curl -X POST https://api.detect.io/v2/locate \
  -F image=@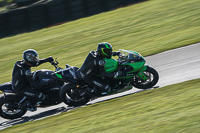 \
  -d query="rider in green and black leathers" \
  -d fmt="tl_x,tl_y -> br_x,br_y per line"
12,49 -> 54,111
76,42 -> 122,95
